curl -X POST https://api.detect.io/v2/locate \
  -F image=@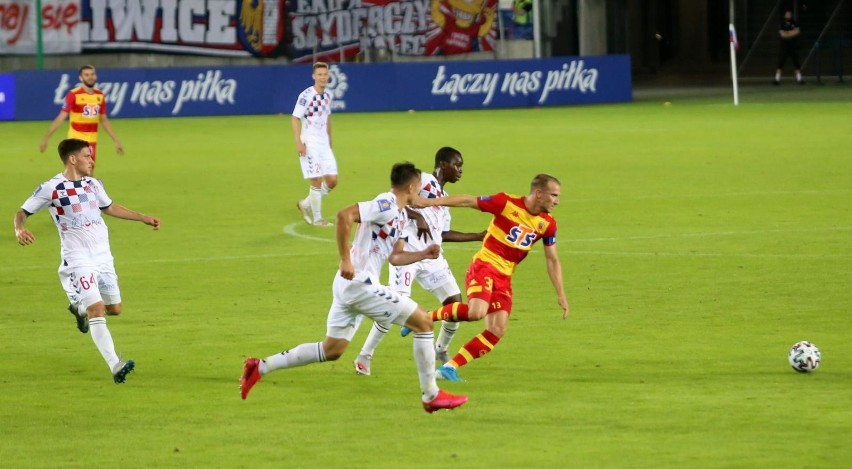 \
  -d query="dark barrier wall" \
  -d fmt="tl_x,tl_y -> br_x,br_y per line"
5,56 -> 631,121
